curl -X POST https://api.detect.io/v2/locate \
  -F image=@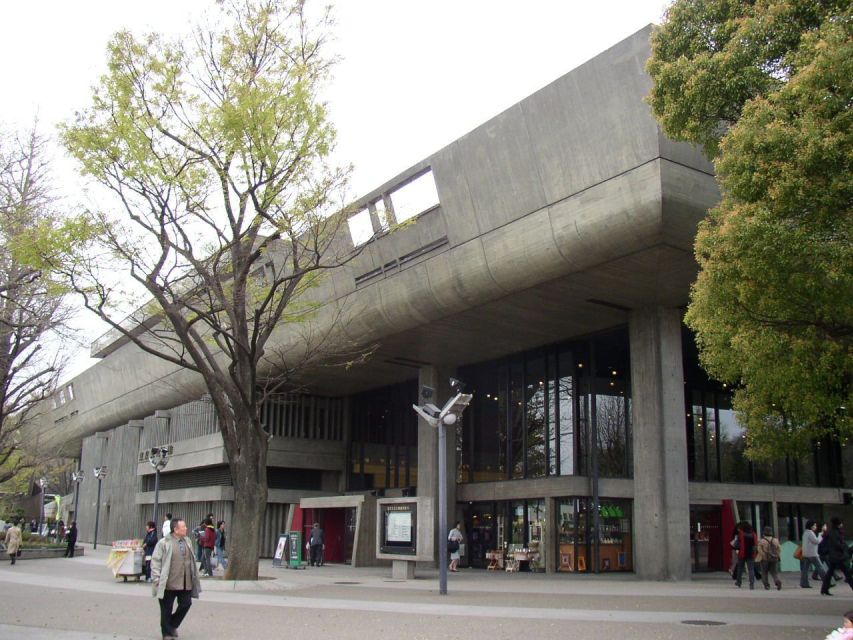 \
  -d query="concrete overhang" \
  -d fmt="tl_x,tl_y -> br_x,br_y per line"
32,25 -> 719,453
